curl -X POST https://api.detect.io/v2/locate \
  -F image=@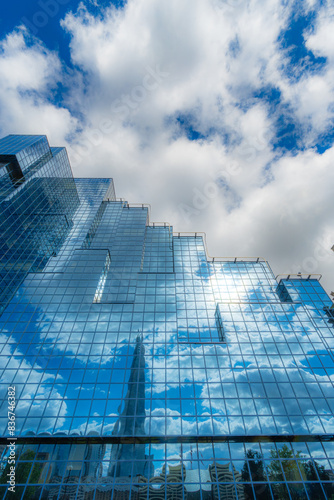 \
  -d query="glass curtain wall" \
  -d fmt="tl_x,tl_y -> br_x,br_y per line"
0,135 -> 333,499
